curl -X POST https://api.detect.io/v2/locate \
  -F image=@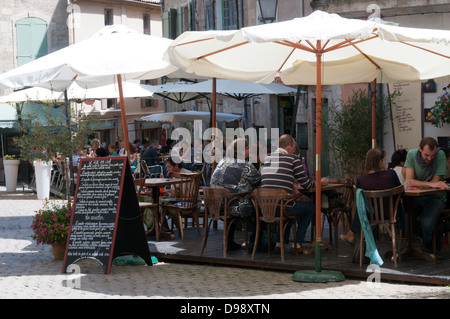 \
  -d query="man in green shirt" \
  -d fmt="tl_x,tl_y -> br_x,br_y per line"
405,137 -> 449,252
